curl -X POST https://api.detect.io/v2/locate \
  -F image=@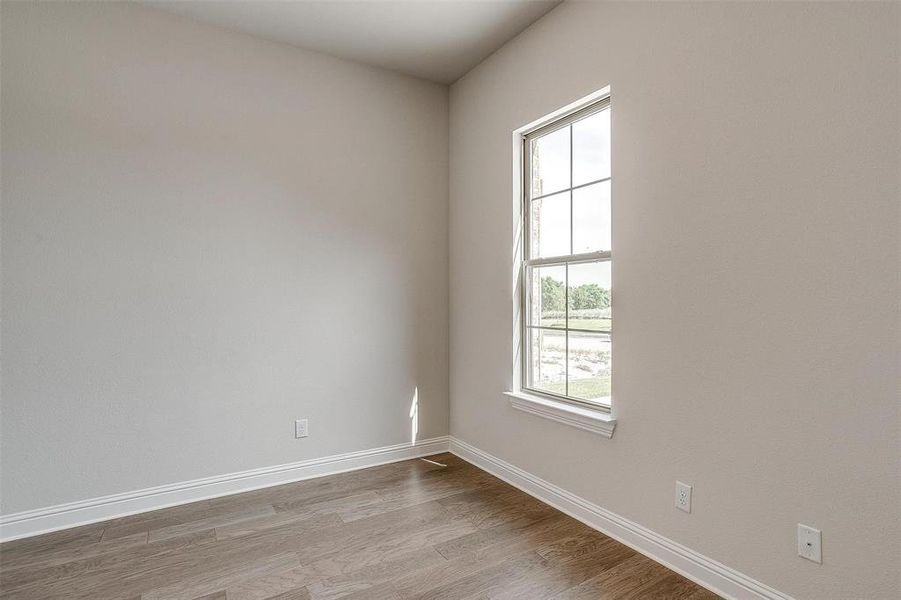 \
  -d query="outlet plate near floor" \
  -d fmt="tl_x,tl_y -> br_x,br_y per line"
675,481 -> 692,513
295,419 -> 308,438
798,524 -> 822,563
